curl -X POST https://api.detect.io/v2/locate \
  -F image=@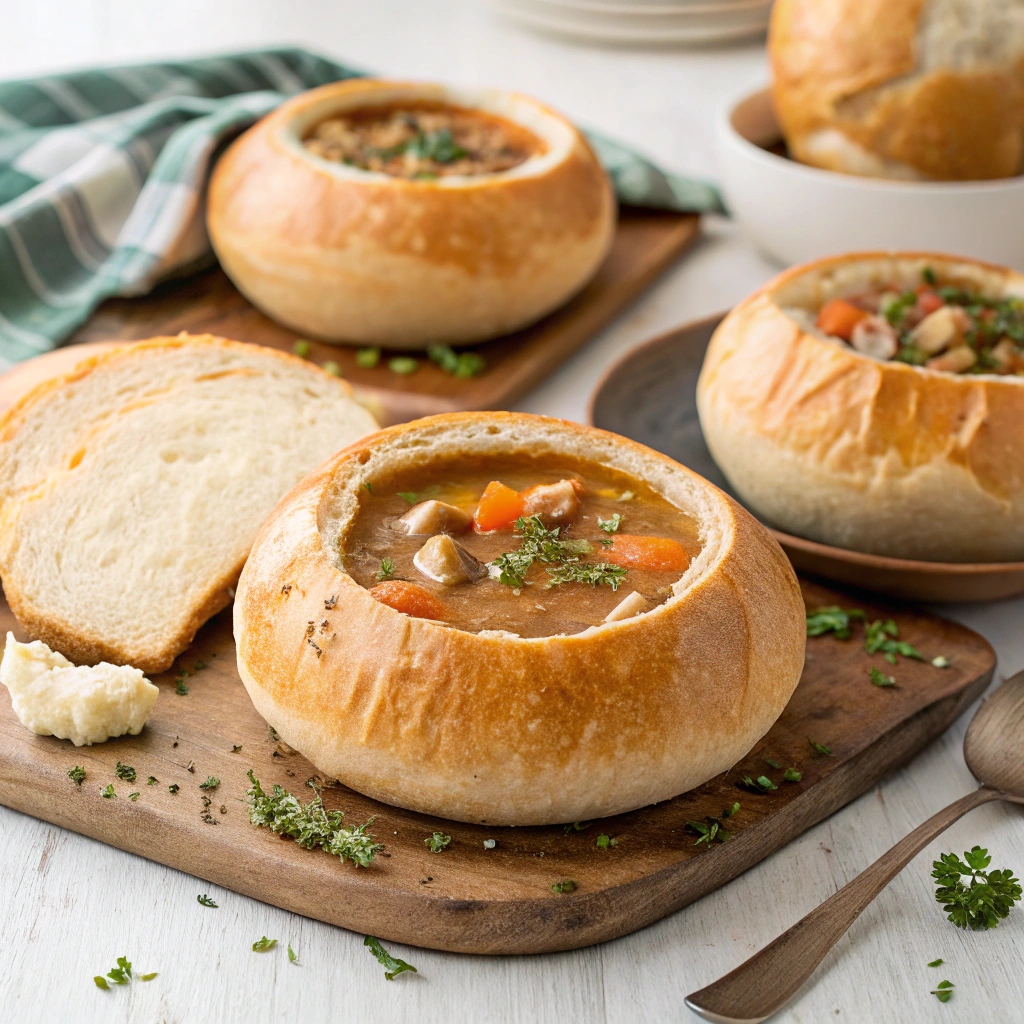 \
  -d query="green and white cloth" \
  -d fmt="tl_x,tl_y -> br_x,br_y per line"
0,48 -> 724,366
